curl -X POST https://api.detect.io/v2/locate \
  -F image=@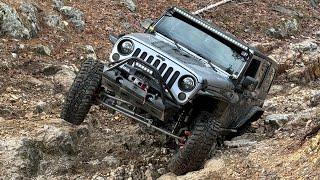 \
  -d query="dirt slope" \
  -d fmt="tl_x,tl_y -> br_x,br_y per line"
0,0 -> 319,179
